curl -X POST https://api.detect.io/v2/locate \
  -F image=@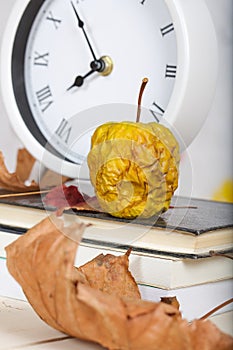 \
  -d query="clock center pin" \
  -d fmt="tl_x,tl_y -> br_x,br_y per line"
98,55 -> 113,76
